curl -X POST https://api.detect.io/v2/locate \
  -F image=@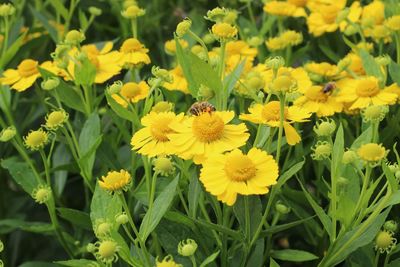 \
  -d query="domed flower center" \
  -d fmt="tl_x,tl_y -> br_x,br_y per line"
356,79 -> 380,97
98,240 -> 117,258
305,86 -> 329,102
121,83 -> 142,99
26,131 -> 47,146
357,143 -> 386,162
120,38 -> 144,53
261,101 -> 288,121
46,111 -> 66,127
288,0 -> 307,7
17,59 -> 39,77
192,113 -> 225,142
224,154 -> 256,182
104,172 -> 126,186
150,118 -> 173,142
